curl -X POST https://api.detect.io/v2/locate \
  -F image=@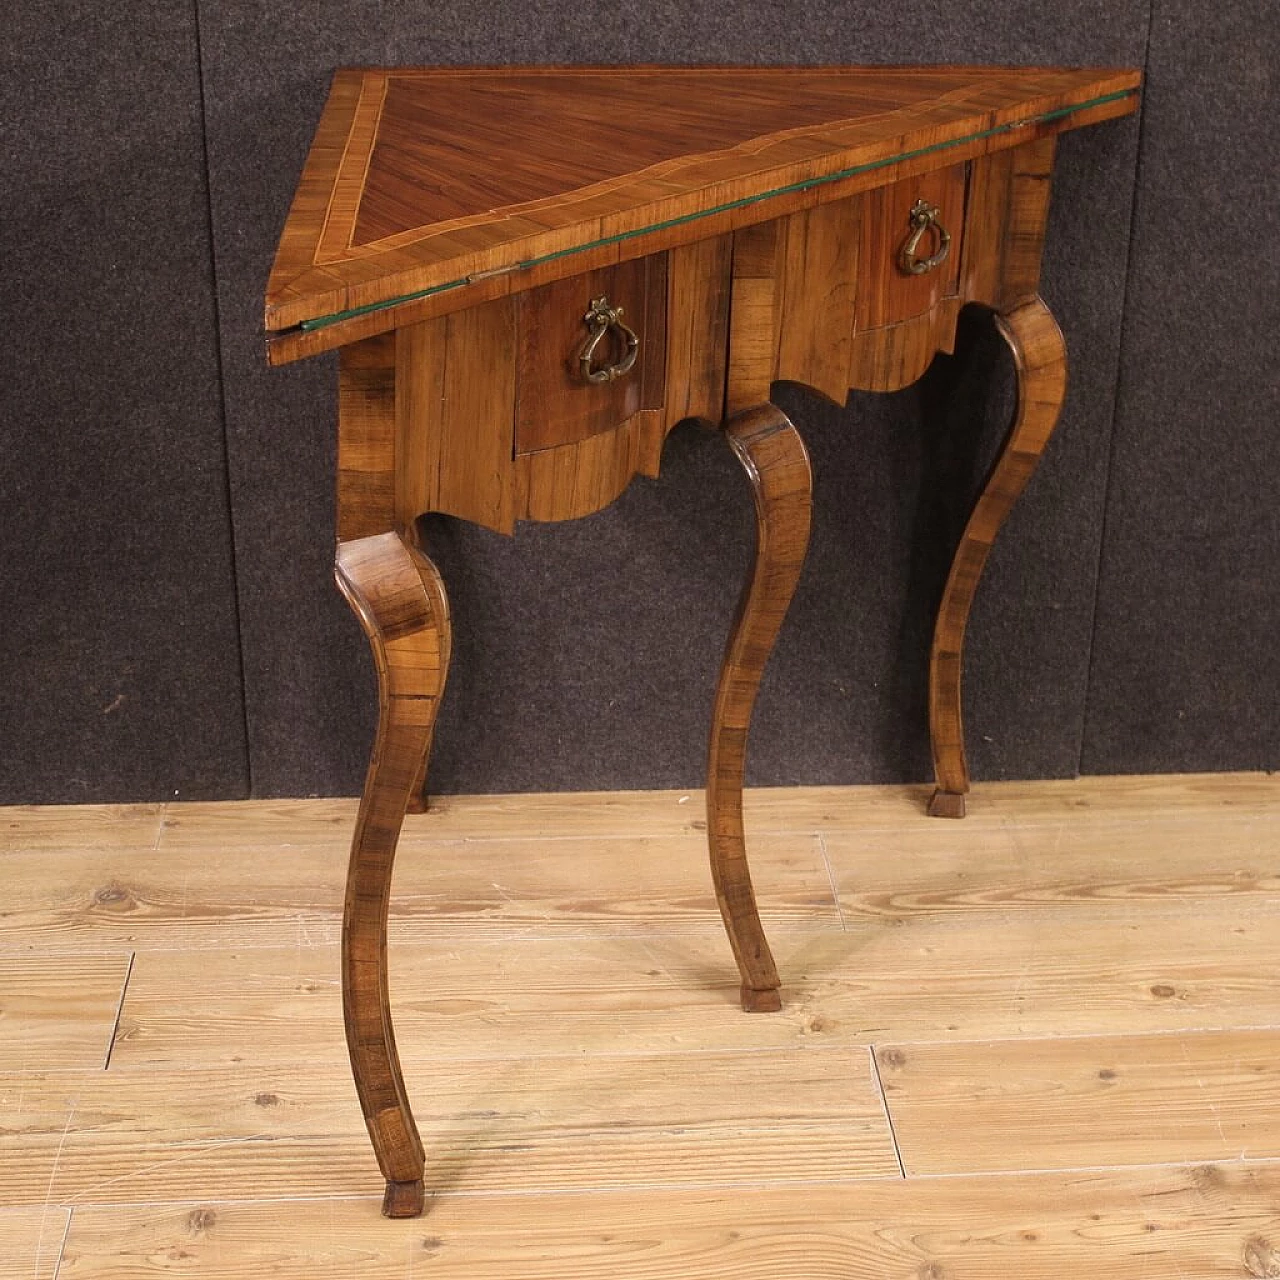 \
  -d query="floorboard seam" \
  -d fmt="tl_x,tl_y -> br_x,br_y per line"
26,1155 -> 1280,1213
892,1153 -> 1280,1180
150,806 -> 167,852
37,1097 -> 81,1243
102,952 -> 136,1071
868,1045 -> 906,1179
50,1204 -> 73,1280
816,832 -> 848,931
875,1023 -> 1280,1050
